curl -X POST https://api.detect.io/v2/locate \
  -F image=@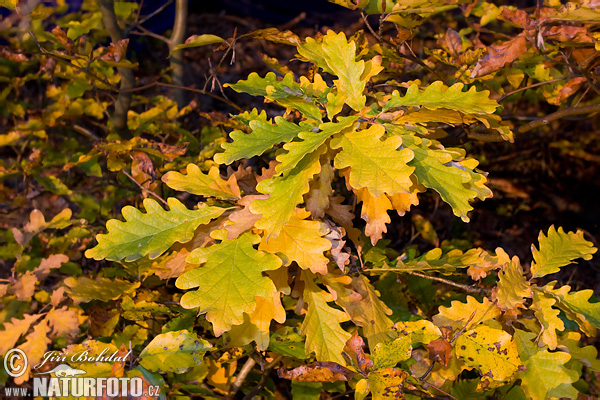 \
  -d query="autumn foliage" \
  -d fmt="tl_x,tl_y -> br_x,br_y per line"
1,0 -> 600,399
